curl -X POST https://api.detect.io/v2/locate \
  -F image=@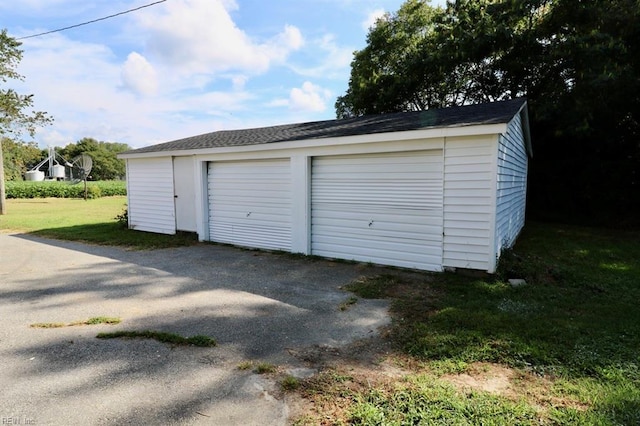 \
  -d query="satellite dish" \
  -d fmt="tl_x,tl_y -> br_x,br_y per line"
69,154 -> 93,184
68,153 -> 93,200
